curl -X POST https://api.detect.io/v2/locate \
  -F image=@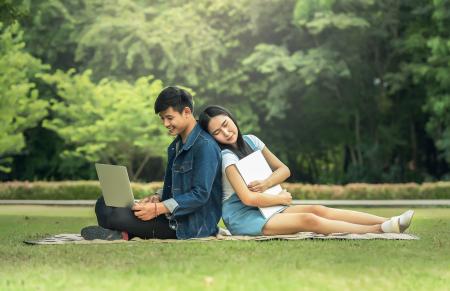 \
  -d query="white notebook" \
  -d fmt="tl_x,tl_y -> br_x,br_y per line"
235,150 -> 285,219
